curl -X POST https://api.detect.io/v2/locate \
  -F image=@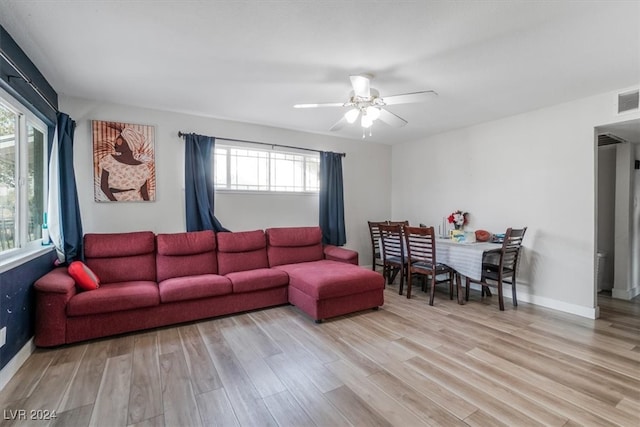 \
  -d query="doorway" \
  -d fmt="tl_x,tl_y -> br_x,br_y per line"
595,118 -> 640,312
